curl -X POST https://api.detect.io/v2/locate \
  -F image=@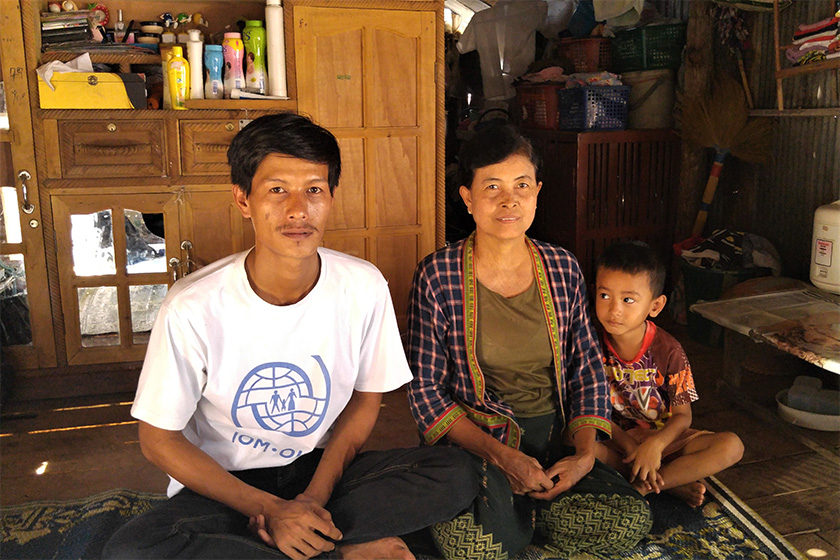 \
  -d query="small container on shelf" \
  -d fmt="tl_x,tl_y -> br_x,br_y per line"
610,23 -> 687,73
557,38 -> 611,73
557,86 -> 630,131
515,84 -> 564,129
